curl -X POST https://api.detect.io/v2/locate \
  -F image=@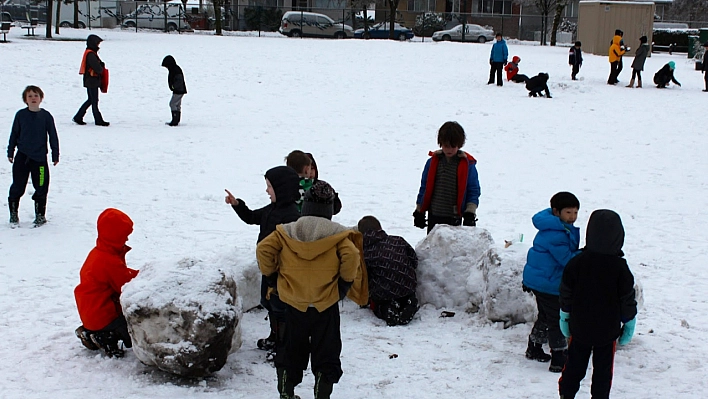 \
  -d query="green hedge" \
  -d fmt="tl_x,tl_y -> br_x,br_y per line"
244,7 -> 283,31
652,29 -> 699,46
